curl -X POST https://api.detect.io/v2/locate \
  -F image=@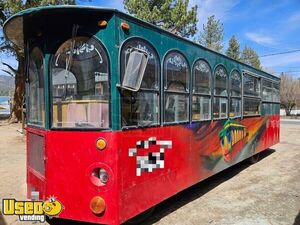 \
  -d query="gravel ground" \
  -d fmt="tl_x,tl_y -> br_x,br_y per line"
0,120 -> 299,225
